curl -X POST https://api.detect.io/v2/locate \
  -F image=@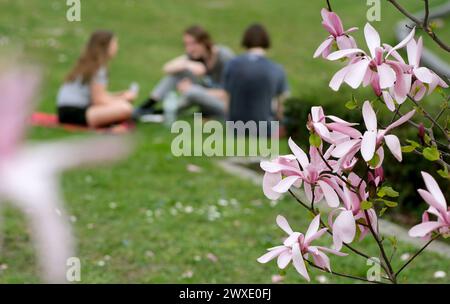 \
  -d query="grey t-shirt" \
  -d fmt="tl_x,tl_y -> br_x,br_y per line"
223,53 -> 289,123
57,67 -> 108,108
200,45 -> 234,88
